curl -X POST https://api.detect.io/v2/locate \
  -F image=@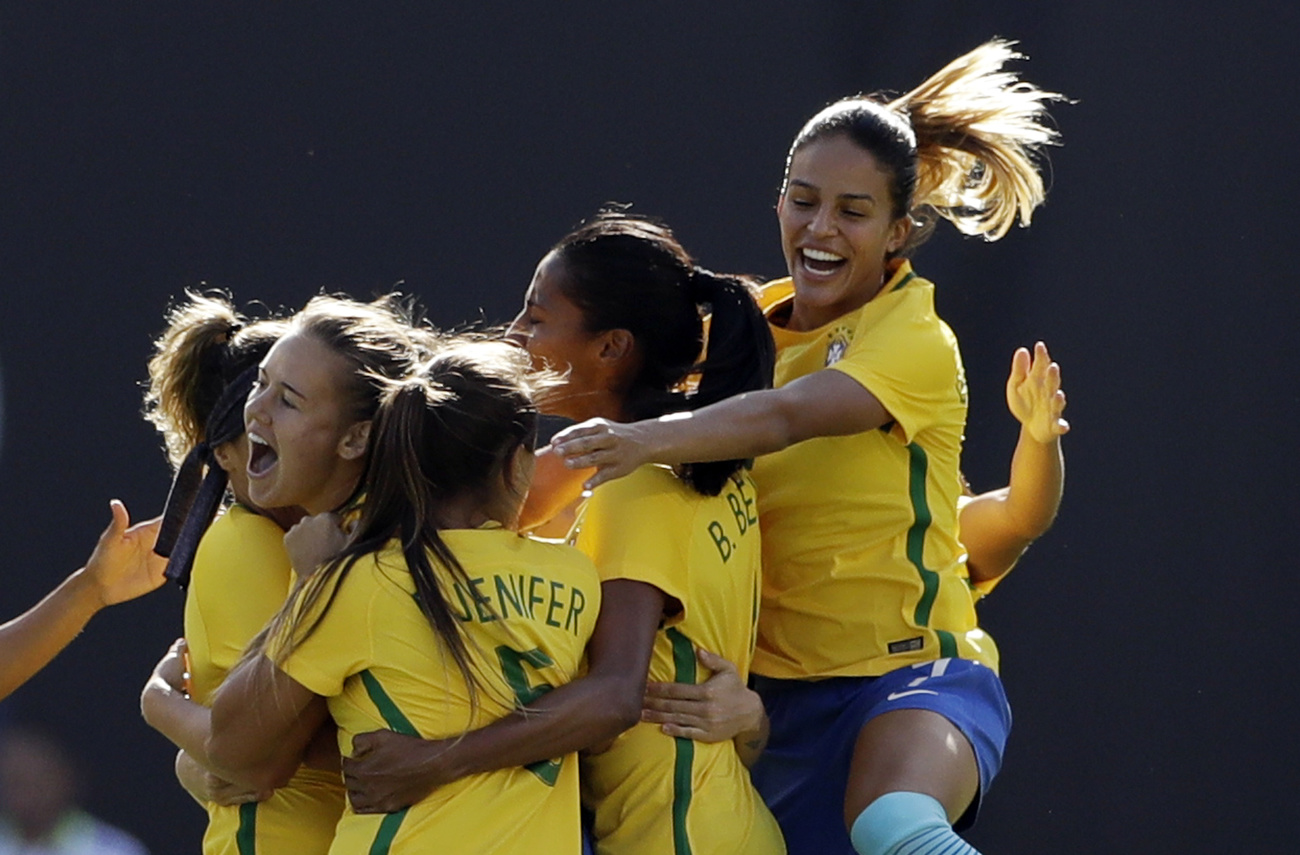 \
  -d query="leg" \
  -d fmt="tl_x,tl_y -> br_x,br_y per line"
843,709 -> 983,855
842,708 -> 980,828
